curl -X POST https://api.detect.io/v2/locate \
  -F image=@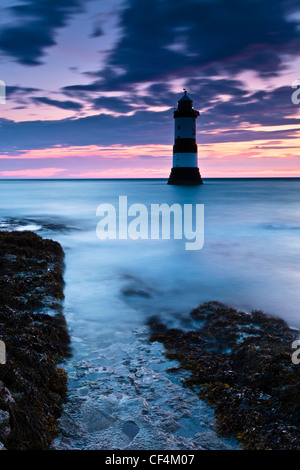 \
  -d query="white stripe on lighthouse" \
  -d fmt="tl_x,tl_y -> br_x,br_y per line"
173,153 -> 198,168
